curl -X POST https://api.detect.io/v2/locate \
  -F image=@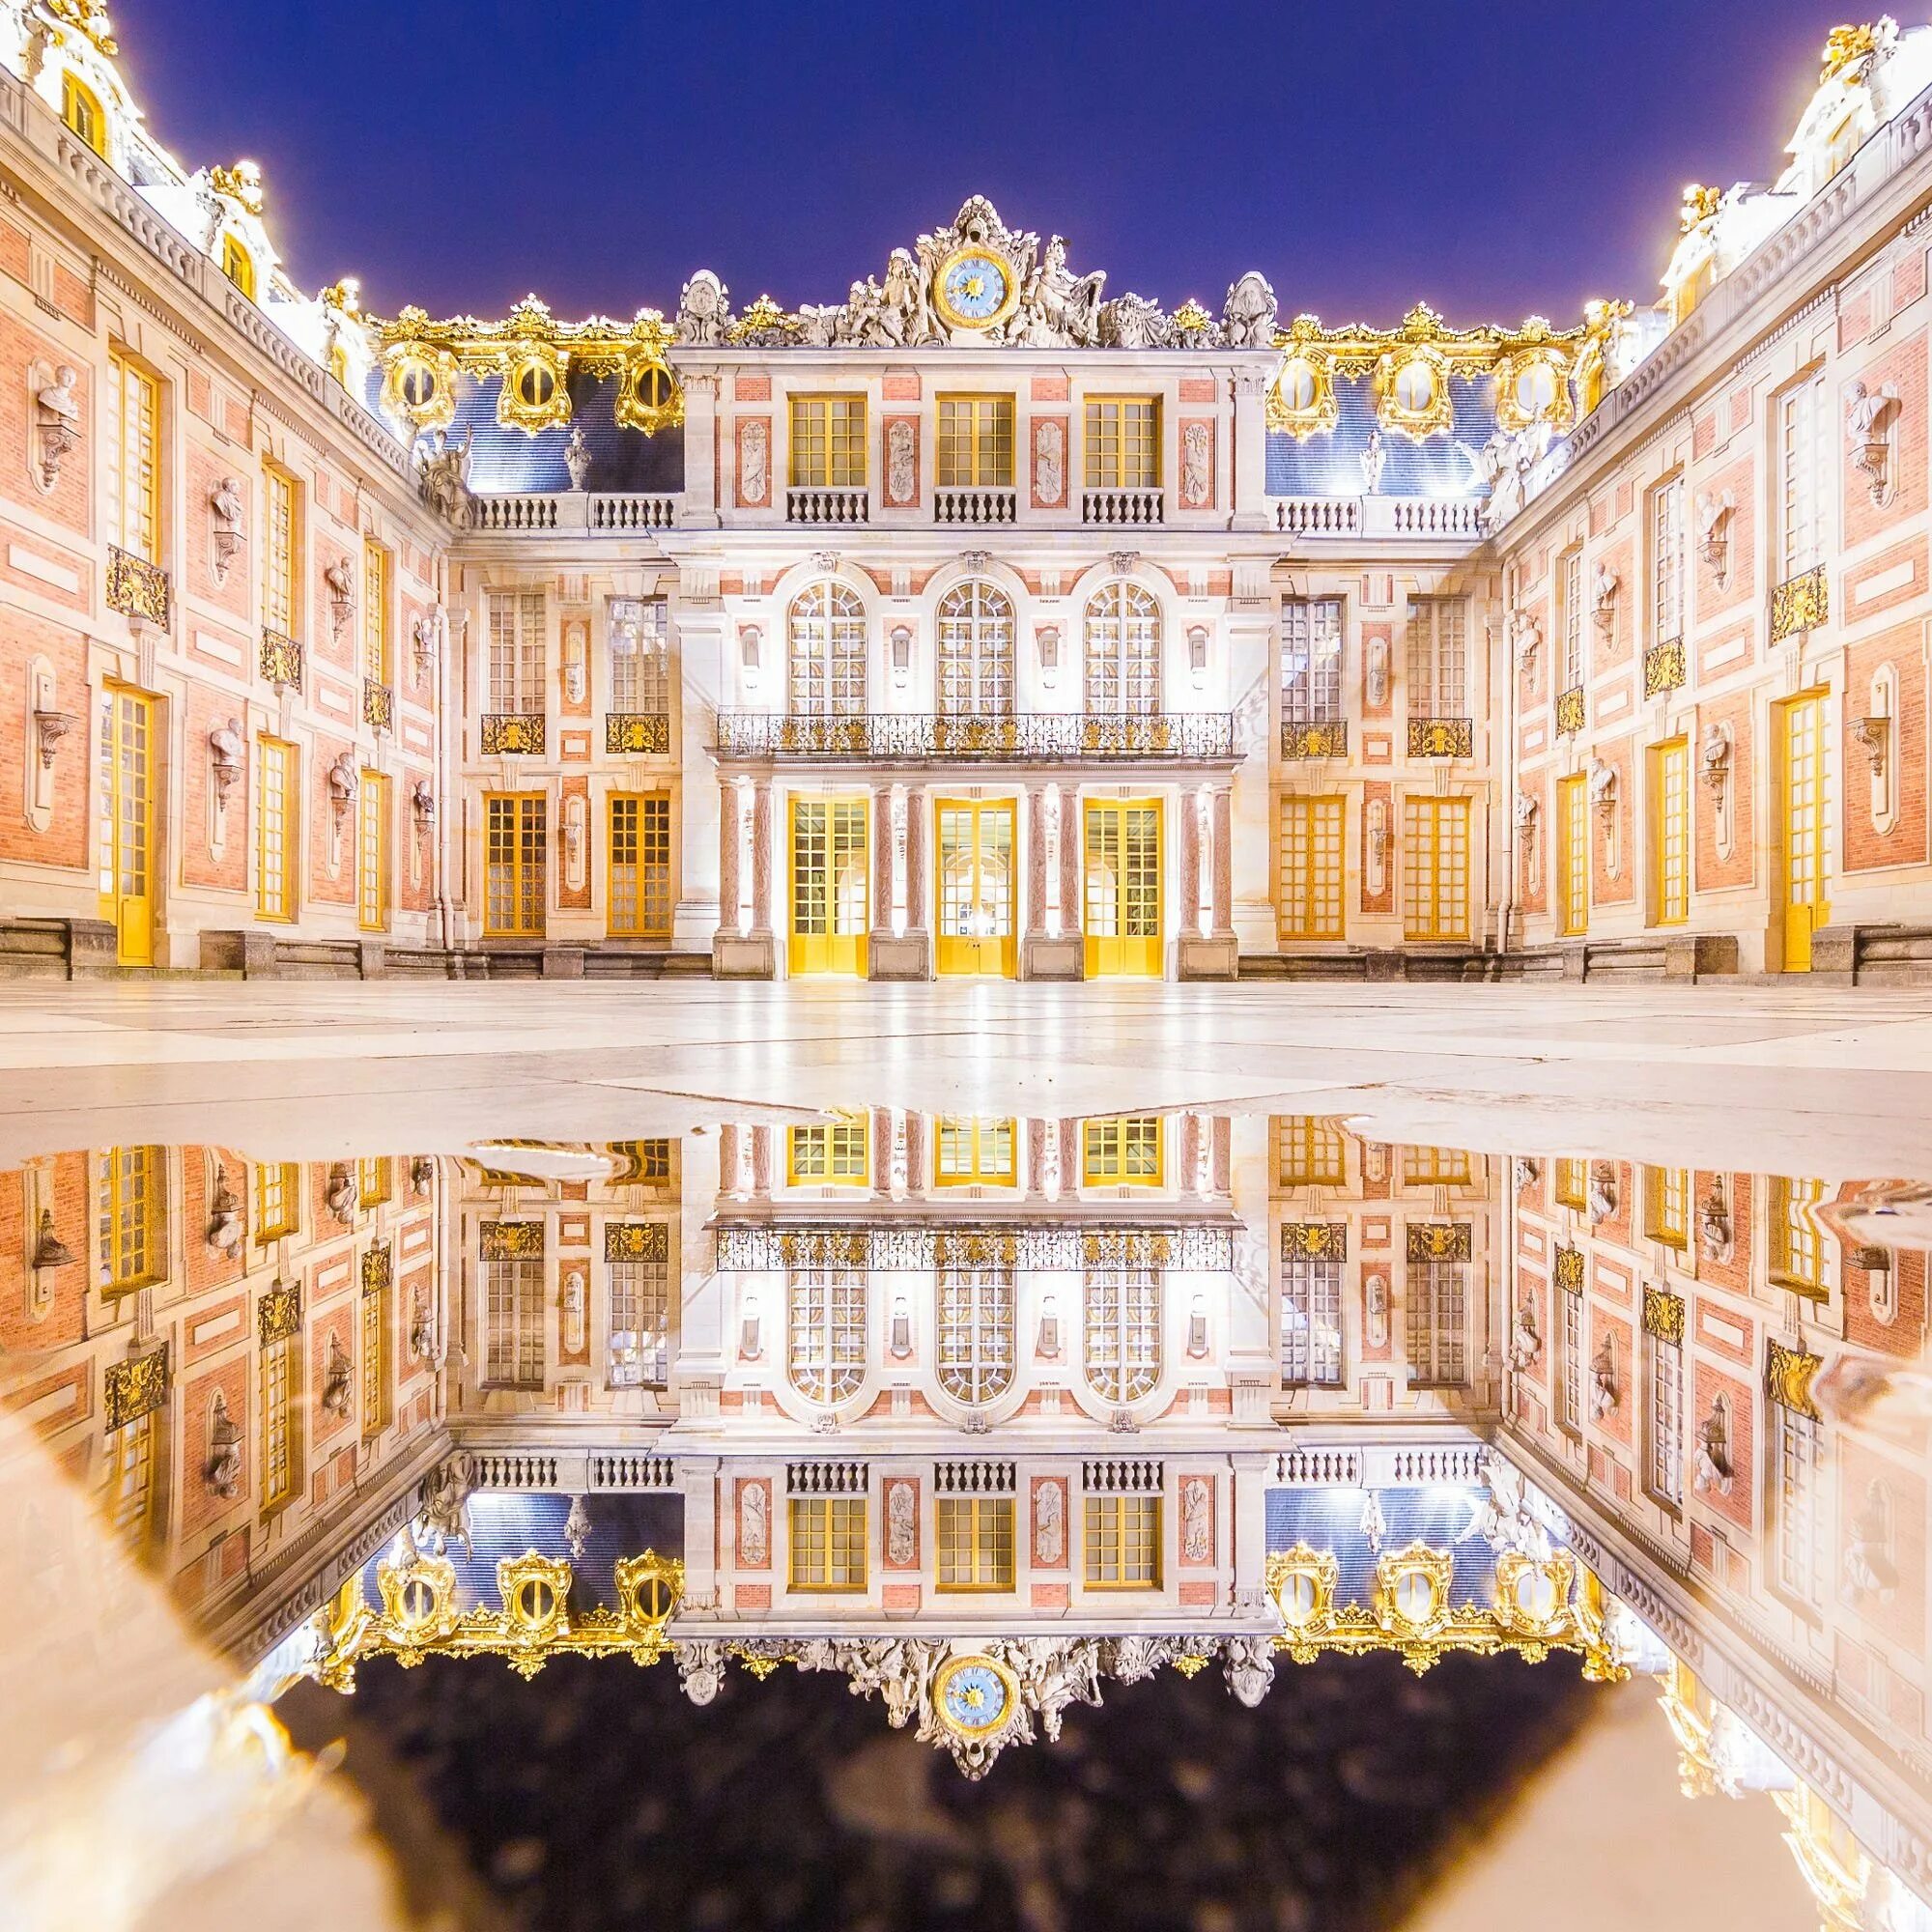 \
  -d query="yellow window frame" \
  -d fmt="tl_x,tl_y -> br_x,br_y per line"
1084,1493 -> 1161,1589
254,1160 -> 300,1242
1652,738 -> 1690,926
1554,1159 -> 1588,1210
106,351 -> 160,563
1084,395 -> 1161,490
1557,774 -> 1589,937
788,393 -> 867,488
1769,1177 -> 1826,1296
1278,794 -> 1346,941
936,1495 -> 1016,1592
787,1114 -> 870,1188
936,393 -> 1015,488
483,792 -> 547,937
1276,1115 -> 1346,1189
934,1115 -> 1017,1188
788,1495 -> 867,1590
362,539 -> 391,685
1645,1165 -> 1689,1249
98,1145 -> 165,1293
357,769 -> 388,933
221,233 -> 257,301
607,791 -> 673,939
1402,1145 -> 1471,1188
256,735 -> 298,923
1082,1116 -> 1162,1189
62,71 -> 106,155
1401,796 -> 1471,942
356,1156 -> 392,1209
262,1333 -> 298,1511
263,464 -> 299,637
361,1274 -> 386,1438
